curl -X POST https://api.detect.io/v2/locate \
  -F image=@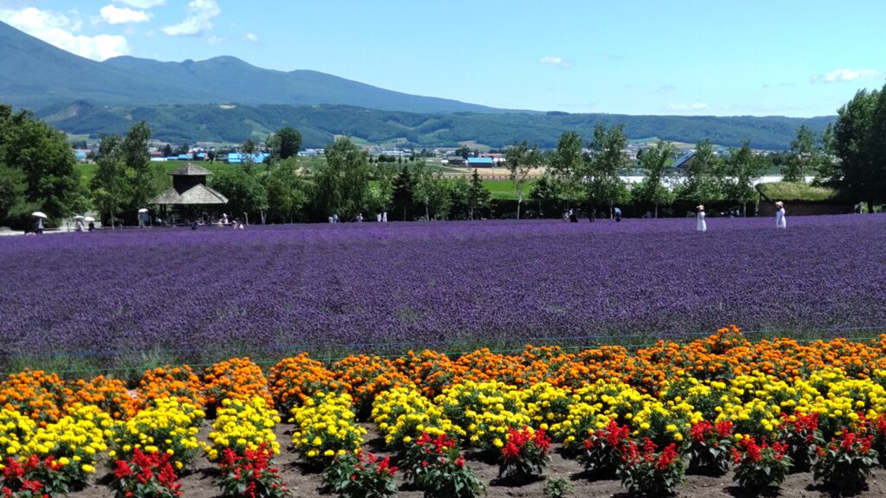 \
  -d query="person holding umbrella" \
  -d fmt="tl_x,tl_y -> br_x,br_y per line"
696,205 -> 707,232
85,216 -> 95,232
73,215 -> 86,232
31,212 -> 47,234
775,201 -> 787,229
138,208 -> 149,227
